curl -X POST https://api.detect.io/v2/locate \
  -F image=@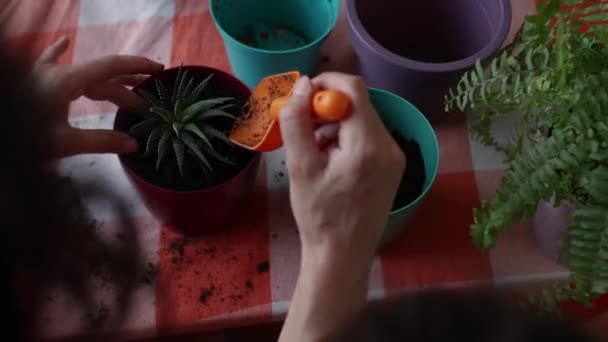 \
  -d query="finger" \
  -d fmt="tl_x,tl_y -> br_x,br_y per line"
57,126 -> 139,157
279,76 -> 321,168
87,82 -> 148,110
65,55 -> 164,97
314,123 -> 339,149
36,36 -> 70,66
113,74 -> 149,87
